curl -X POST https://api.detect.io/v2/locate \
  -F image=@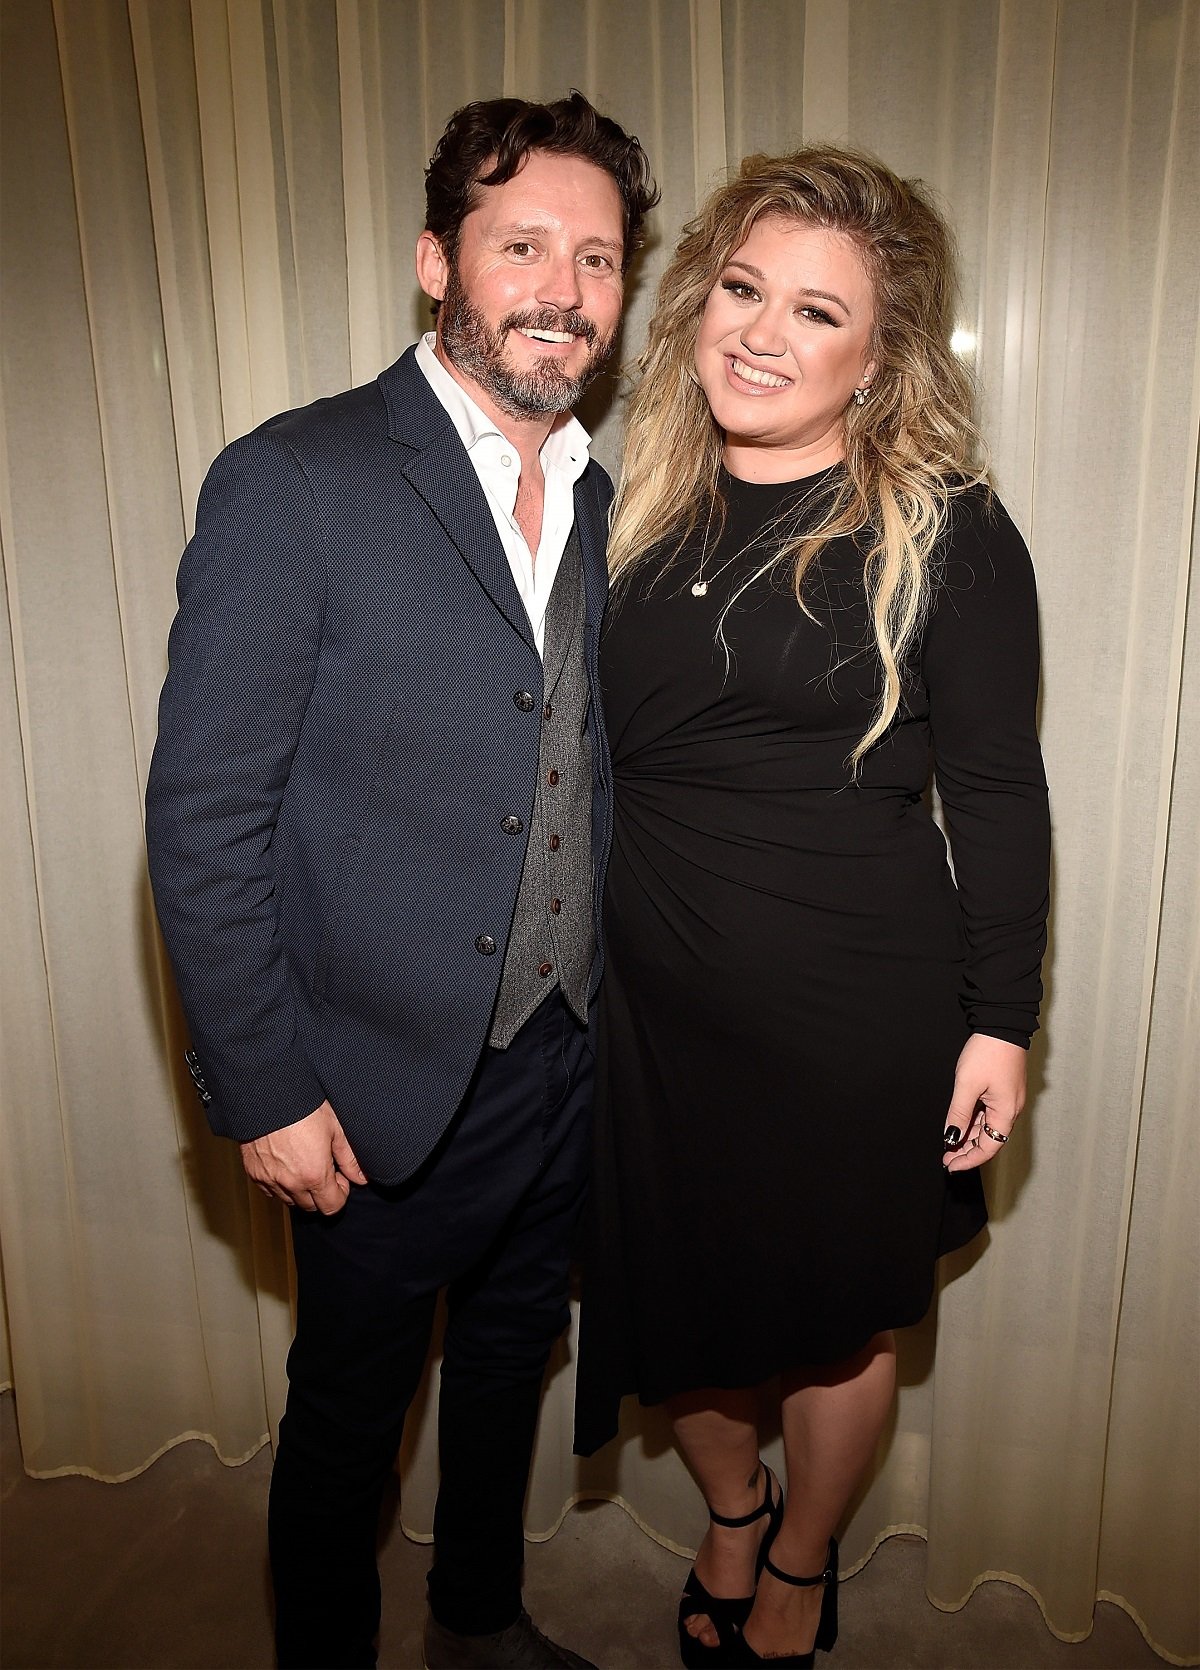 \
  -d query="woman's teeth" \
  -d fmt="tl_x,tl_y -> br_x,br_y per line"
731,357 -> 790,388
